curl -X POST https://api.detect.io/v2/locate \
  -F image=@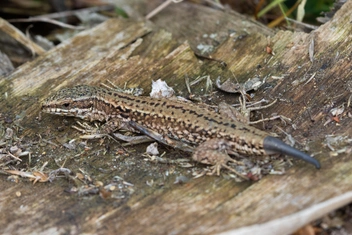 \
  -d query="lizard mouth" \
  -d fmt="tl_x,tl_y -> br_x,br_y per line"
41,106 -> 78,117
